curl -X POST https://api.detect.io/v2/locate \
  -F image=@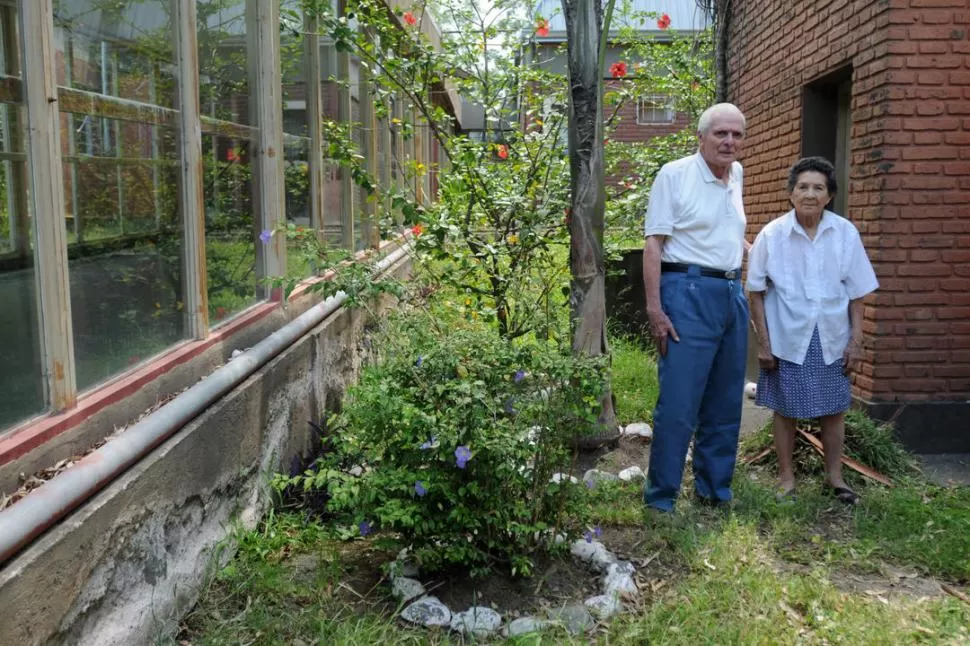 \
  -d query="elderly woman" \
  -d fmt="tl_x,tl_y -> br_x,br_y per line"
746,157 -> 878,504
